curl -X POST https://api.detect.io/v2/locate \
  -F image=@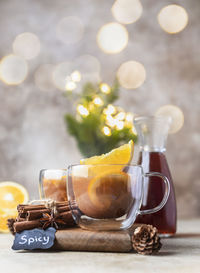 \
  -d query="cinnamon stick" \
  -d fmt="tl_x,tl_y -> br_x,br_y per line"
18,205 -> 47,213
59,211 -> 75,223
26,209 -> 51,220
56,202 -> 77,210
17,202 -> 70,212
56,201 -> 69,207
18,212 -> 26,219
57,206 -> 70,213
14,220 -> 43,233
13,201 -> 77,233
17,217 -> 27,222
17,201 -> 76,211
57,201 -> 76,206
25,206 -> 73,219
